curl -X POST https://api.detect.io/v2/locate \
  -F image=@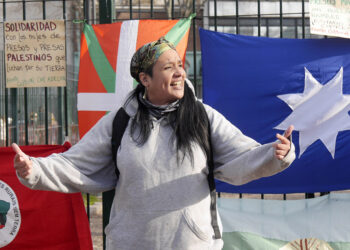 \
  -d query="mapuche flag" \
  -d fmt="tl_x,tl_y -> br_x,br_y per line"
0,144 -> 92,250
77,15 -> 194,138
200,28 -> 350,194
